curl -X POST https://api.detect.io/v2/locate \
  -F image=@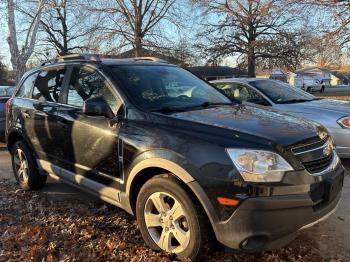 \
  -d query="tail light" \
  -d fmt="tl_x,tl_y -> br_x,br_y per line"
5,98 -> 12,115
